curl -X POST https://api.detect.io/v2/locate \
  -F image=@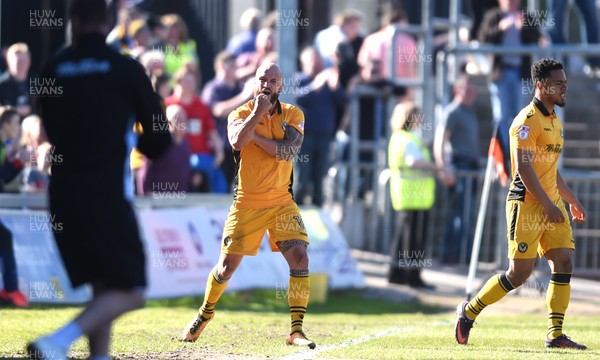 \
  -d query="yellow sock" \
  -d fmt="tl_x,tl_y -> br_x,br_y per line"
289,270 -> 310,334
465,272 -> 515,320
199,267 -> 229,319
547,272 -> 571,340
